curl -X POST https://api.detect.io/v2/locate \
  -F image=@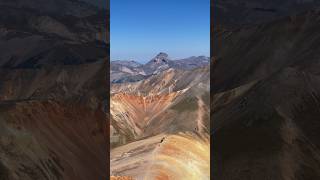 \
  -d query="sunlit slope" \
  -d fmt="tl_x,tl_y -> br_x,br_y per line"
110,92 -> 181,144
144,133 -> 210,180
110,66 -> 210,179
110,67 -> 210,148
110,133 -> 209,180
